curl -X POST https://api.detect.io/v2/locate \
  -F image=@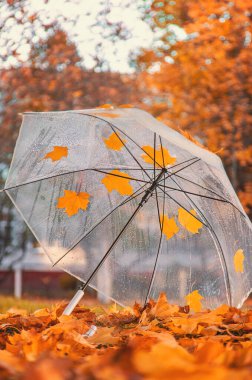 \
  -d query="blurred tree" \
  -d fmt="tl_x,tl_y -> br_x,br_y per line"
138,0 -> 252,216
0,0 -> 57,66
1,29 -> 137,159
0,0 -> 139,261
0,27 -> 138,260
0,0 -> 140,163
